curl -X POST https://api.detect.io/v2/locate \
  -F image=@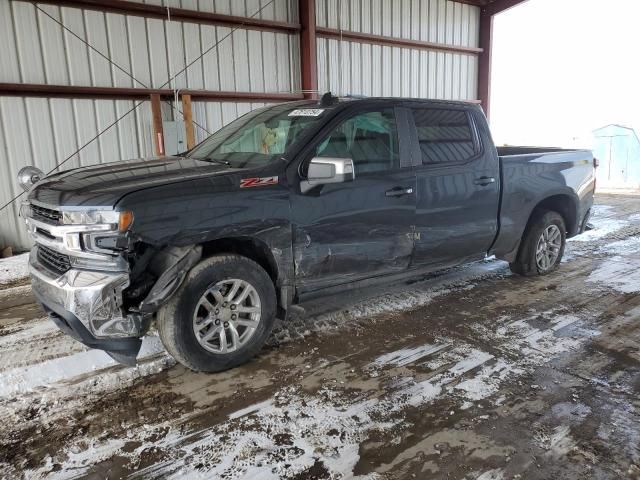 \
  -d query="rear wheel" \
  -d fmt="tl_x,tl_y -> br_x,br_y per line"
509,210 -> 566,276
157,254 -> 276,372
